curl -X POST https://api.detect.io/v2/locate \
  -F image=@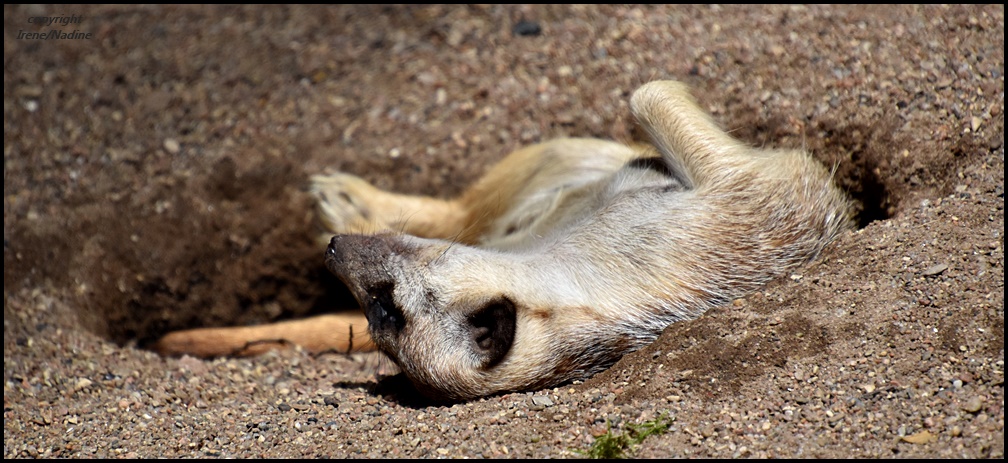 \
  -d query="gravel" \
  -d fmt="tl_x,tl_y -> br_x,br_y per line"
4,4 -> 1003,458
